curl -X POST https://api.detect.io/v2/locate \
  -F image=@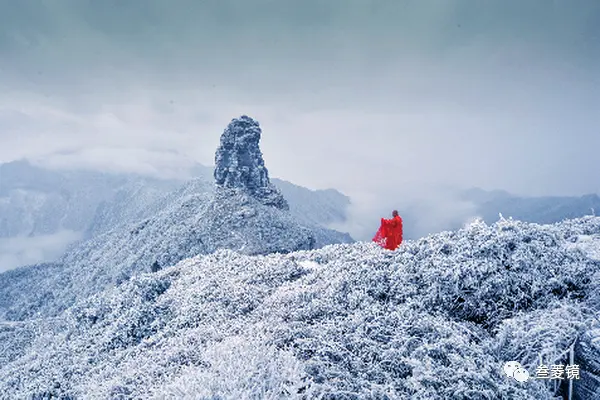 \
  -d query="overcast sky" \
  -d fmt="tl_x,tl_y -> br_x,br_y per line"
1,0 -> 599,231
